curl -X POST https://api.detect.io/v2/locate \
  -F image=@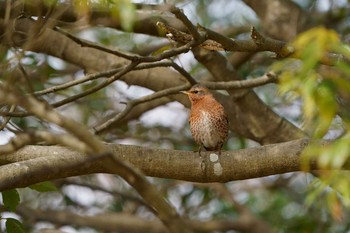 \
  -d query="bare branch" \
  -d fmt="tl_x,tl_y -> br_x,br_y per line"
34,68 -> 123,96
204,25 -> 292,56
202,72 -> 278,90
55,27 -> 137,60
93,83 -> 191,134
50,62 -> 138,108
170,6 -> 202,42
94,97 -> 173,134
0,104 -> 16,130
56,26 -> 195,63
